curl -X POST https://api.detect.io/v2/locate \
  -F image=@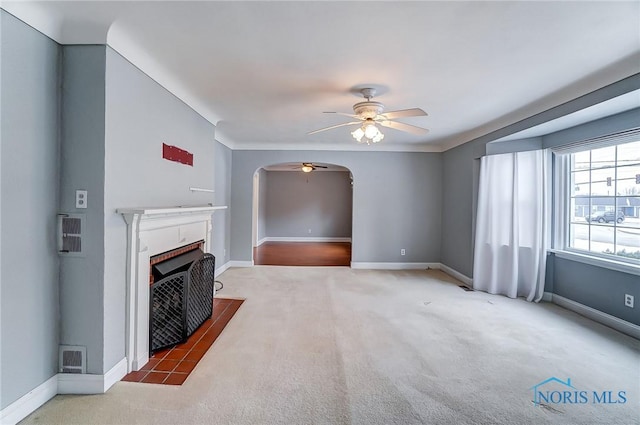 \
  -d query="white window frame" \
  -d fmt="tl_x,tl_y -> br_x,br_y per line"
551,129 -> 640,276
